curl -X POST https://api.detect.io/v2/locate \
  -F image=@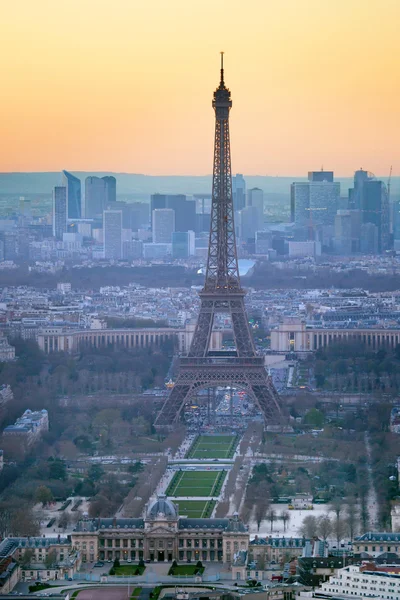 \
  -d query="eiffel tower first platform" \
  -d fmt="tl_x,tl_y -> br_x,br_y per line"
155,55 -> 282,430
